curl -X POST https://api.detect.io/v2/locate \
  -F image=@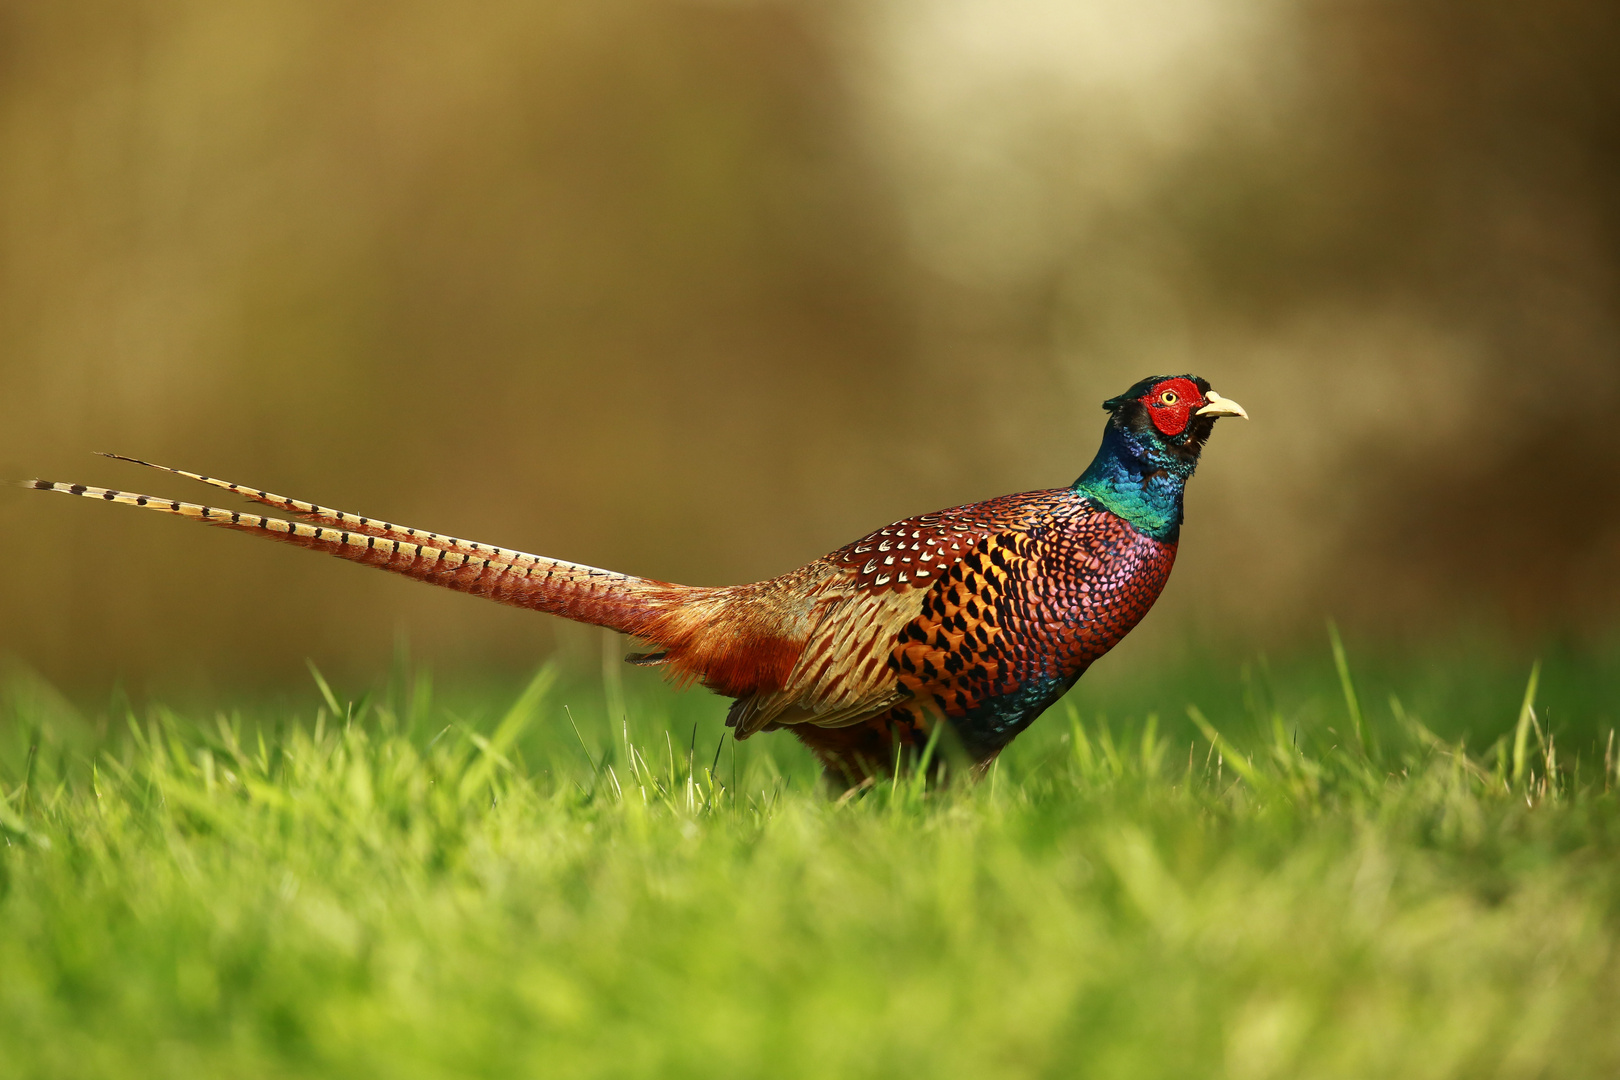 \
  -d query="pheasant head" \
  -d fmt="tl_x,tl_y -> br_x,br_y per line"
1073,375 -> 1248,540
